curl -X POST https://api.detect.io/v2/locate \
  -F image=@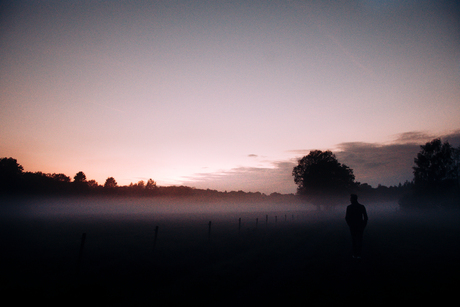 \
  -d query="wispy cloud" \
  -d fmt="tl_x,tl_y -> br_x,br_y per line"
181,160 -> 297,194
391,131 -> 436,144
390,130 -> 460,145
